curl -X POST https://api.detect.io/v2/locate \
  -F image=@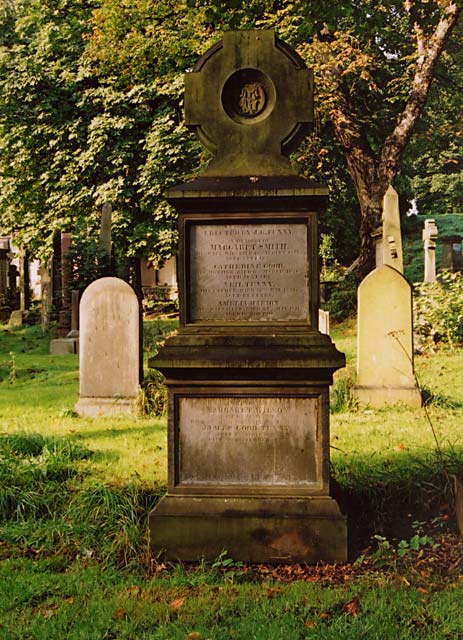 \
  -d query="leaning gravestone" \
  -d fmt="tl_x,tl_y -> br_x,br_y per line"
354,265 -> 421,407
149,30 -> 346,563
75,277 -> 139,417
